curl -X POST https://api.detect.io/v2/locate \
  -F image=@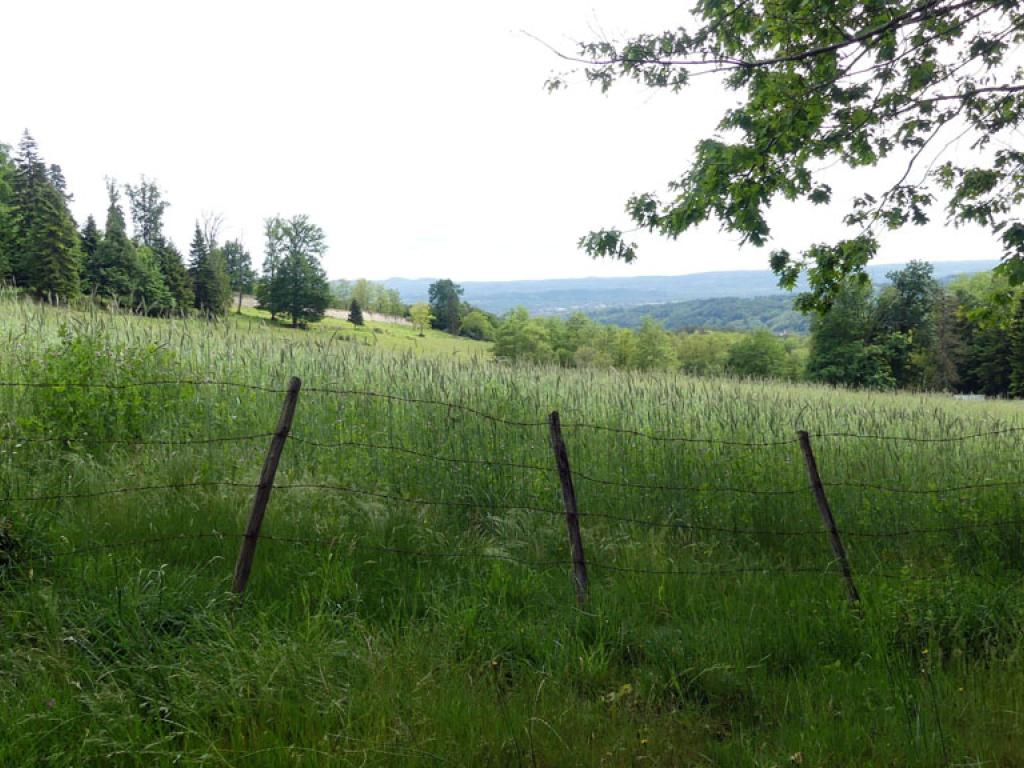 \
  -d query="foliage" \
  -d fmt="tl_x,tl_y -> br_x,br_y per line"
555,1 -> 1024,310
726,329 -> 792,379
459,308 -> 495,341
259,215 -> 331,327
348,298 -> 364,326
492,307 -> 555,364
428,278 -> 464,334
154,240 -> 194,311
9,132 -> 81,299
409,301 -> 433,335
333,278 -> 406,316
810,263 -> 1024,394
134,246 -> 175,315
222,239 -> 256,313
15,325 -> 185,448
0,143 -> 15,279
187,225 -> 230,315
258,216 -> 286,319
87,181 -> 141,304
124,176 -> 169,248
